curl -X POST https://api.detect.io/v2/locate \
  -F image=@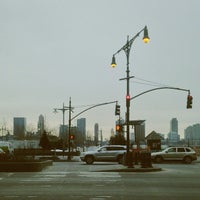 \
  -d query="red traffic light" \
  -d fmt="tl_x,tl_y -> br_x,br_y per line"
126,95 -> 130,107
